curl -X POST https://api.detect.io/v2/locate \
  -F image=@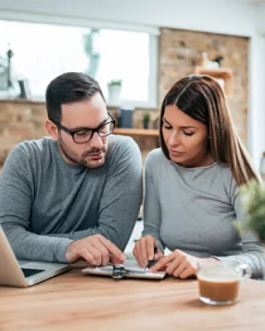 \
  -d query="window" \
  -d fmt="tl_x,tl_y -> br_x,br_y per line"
0,20 -> 157,107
